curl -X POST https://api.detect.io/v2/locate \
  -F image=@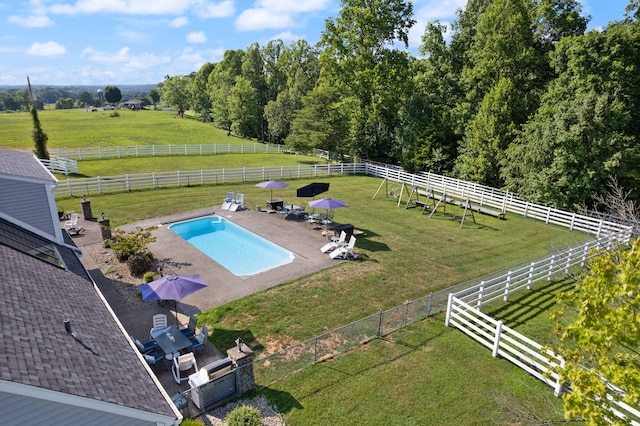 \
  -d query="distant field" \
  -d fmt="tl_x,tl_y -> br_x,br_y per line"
0,108 -> 246,150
